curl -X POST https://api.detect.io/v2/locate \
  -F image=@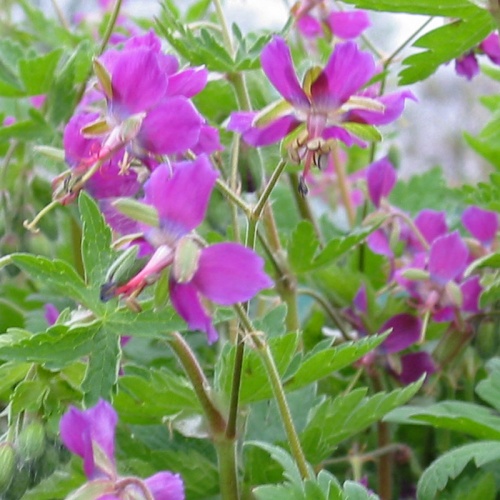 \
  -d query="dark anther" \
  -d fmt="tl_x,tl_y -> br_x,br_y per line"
100,282 -> 117,302
298,175 -> 309,196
